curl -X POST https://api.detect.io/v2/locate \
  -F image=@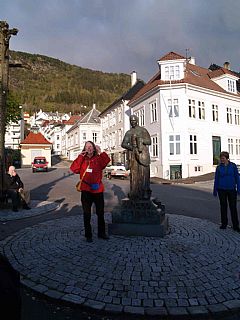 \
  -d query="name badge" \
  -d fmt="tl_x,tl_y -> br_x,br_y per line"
86,168 -> 93,173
